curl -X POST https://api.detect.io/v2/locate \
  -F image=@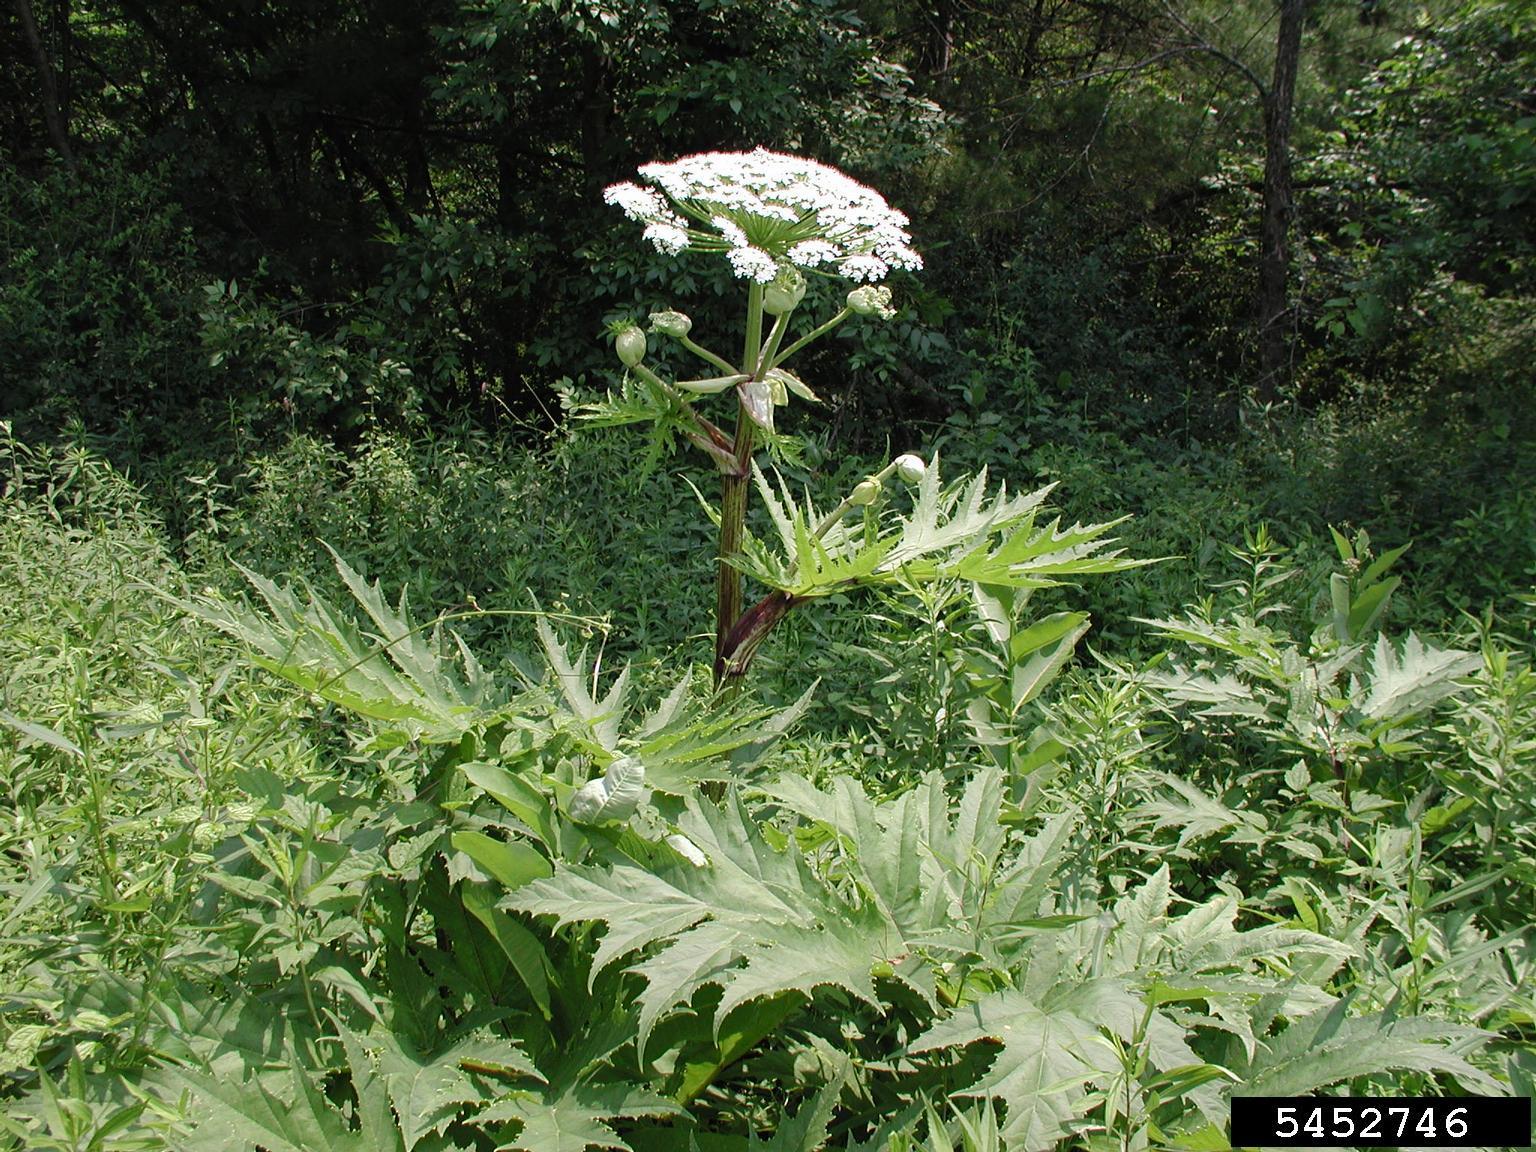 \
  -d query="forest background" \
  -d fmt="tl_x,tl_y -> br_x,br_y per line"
2,0 -> 1535,1148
